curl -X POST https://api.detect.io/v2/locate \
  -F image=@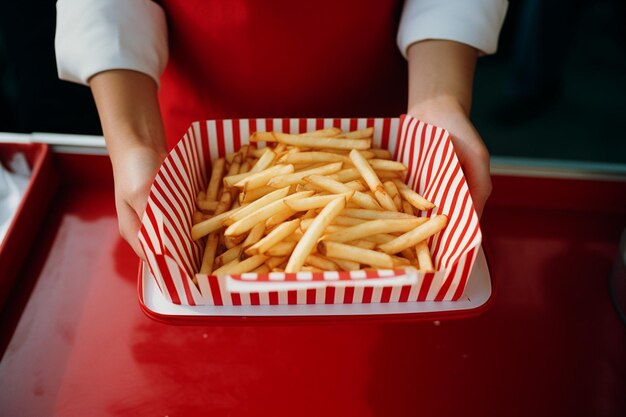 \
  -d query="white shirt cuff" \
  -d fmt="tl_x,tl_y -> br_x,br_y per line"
55,0 -> 168,86
397,0 -> 509,57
